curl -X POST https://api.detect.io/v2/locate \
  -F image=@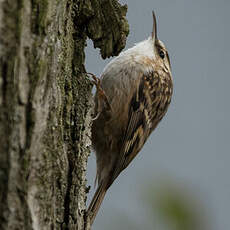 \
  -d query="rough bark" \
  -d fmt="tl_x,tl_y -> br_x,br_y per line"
0,0 -> 129,229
